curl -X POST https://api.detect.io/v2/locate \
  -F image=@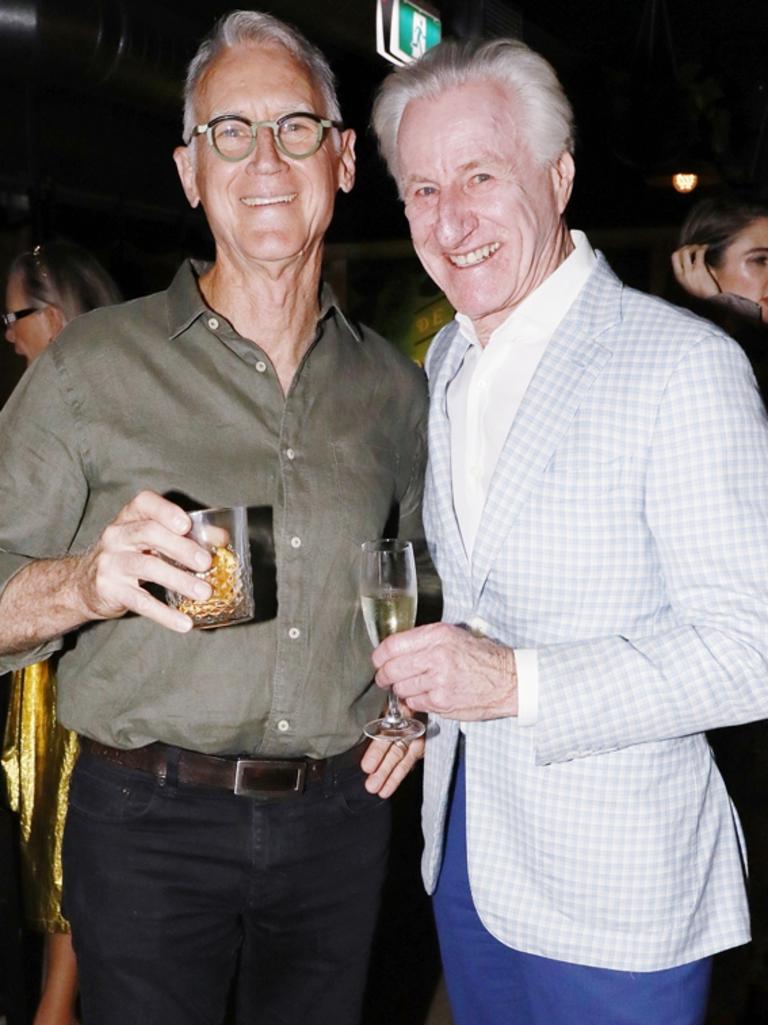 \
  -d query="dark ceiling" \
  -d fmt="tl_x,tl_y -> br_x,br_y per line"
0,0 -> 766,271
